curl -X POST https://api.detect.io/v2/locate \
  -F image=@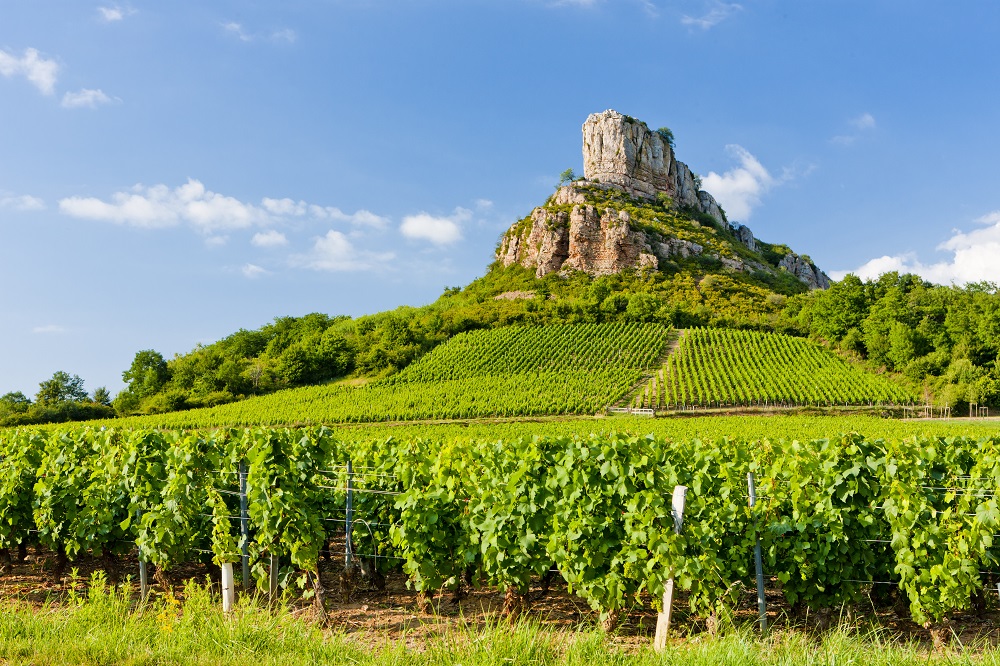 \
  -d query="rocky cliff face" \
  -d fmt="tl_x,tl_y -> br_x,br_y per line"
779,253 -> 831,290
582,110 -> 725,225
496,192 -> 658,279
497,110 -> 833,290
